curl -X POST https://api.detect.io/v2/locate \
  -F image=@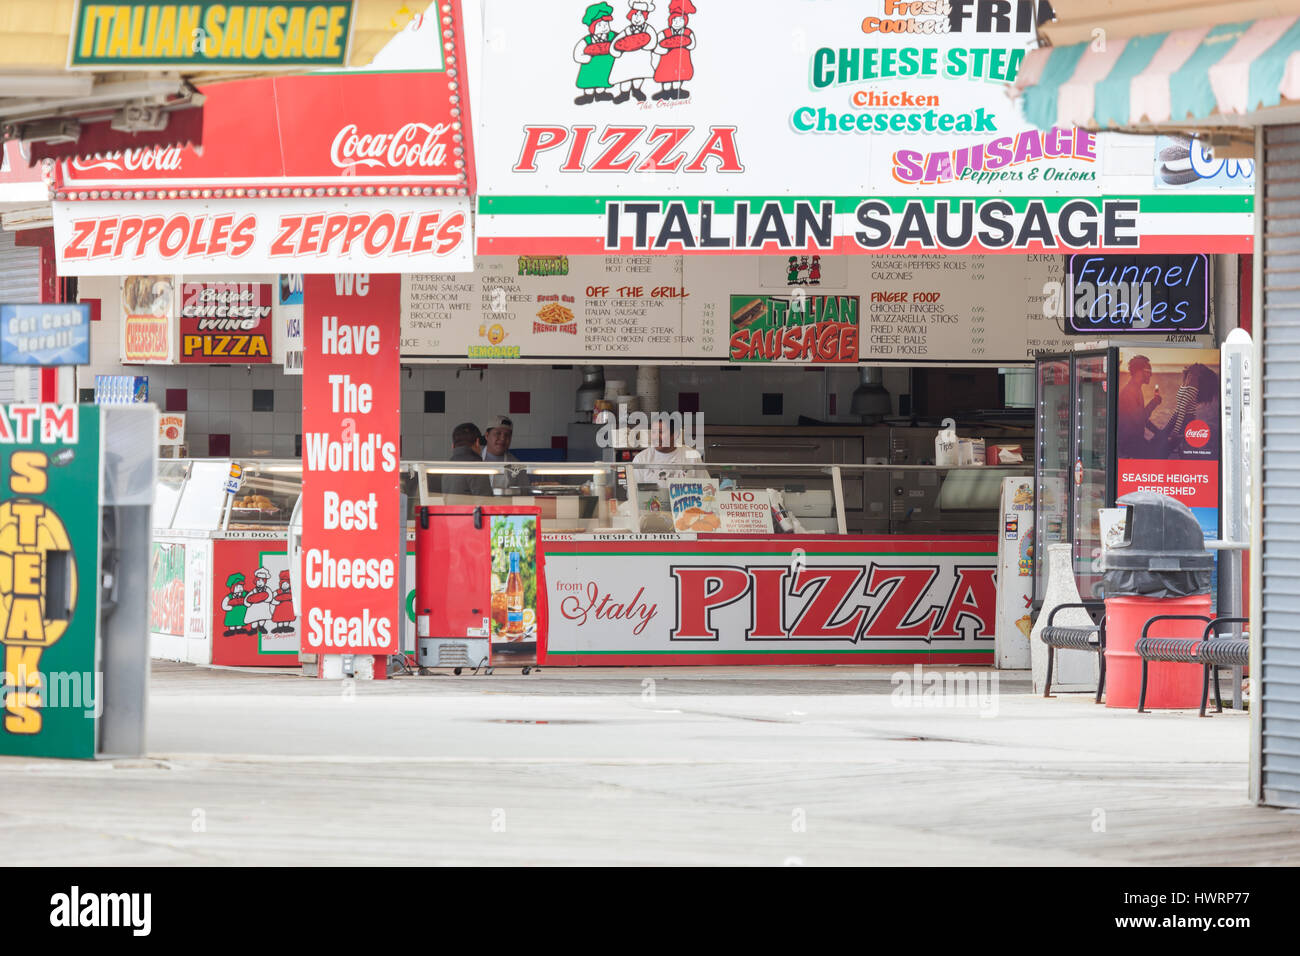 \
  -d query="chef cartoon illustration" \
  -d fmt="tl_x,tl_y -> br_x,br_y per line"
609,1 -> 657,103
221,572 -> 247,637
271,569 -> 296,634
573,2 -> 618,104
653,0 -> 696,101
242,566 -> 274,637
809,255 -> 822,285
